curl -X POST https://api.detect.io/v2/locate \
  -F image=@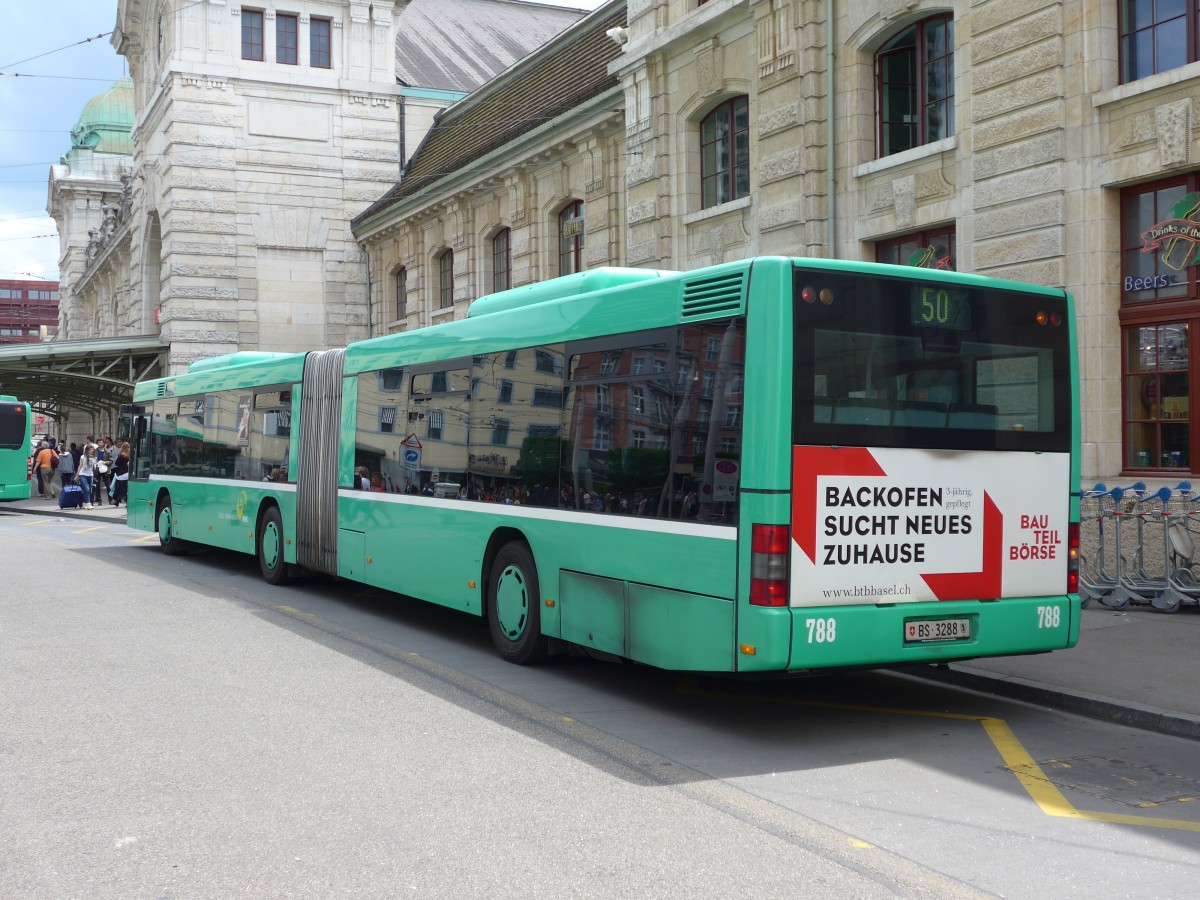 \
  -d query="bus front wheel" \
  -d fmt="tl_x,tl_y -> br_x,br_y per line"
257,505 -> 291,586
157,496 -> 188,556
487,541 -> 548,665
